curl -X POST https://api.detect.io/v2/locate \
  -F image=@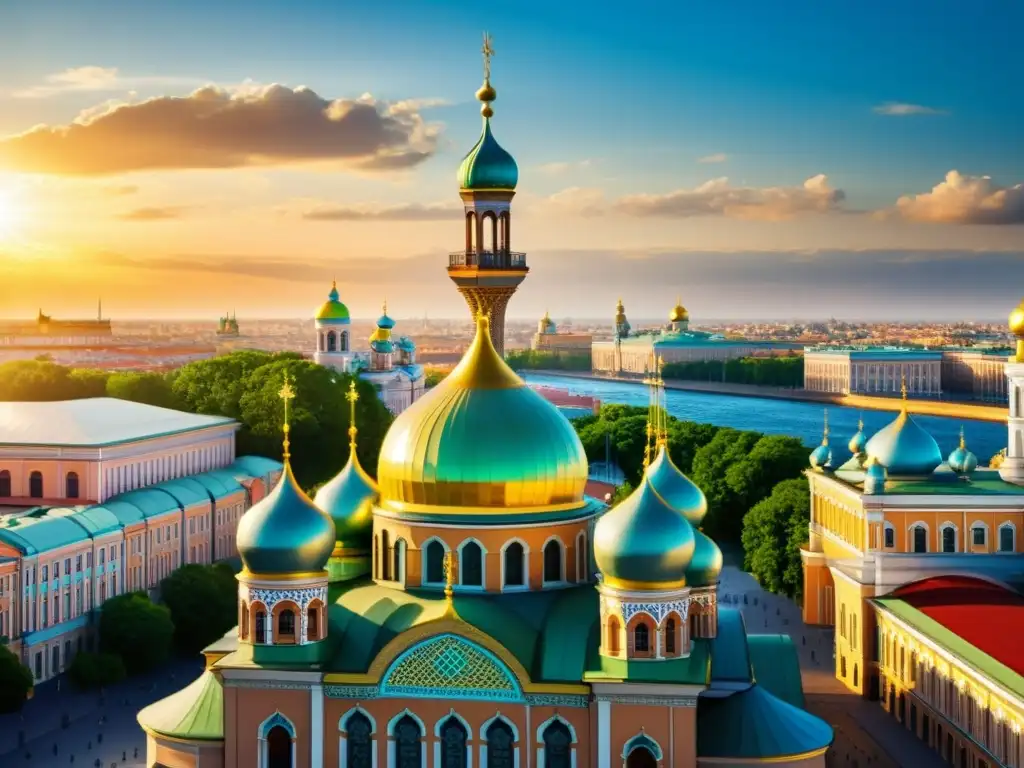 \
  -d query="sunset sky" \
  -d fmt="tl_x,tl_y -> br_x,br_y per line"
0,0 -> 1022,322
